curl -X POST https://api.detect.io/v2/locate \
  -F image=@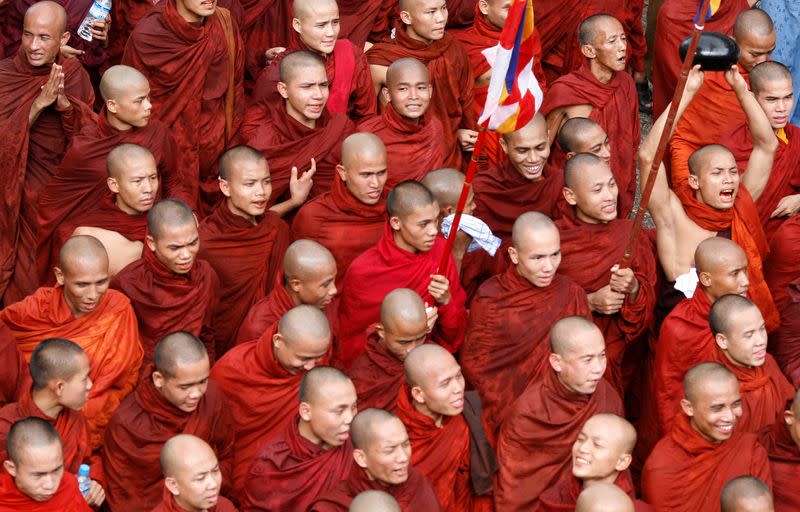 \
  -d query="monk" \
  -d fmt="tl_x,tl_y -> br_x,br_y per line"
0,236 -> 142,449
349,490 -> 401,512
0,418 -> 95,510
397,344 -> 496,511
122,0 -> 245,215
775,278 -> 800,385
495,316 -> 623,510
112,199 -> 220,365
720,476 -> 775,512
541,14 -> 640,218
472,114 -> 565,244
151,434 -> 237,512
244,51 -> 354,200
292,132 -> 388,286
357,58 -> 445,188
367,0 -> 475,169
211,305 -> 332,493
337,181 -> 467,367
35,65 -> 180,282
0,0 -> 94,304
199,145 -> 292,348
238,240 -> 339,344
556,117 -> 612,168
243,366 -> 357,511
309,408 -> 441,511
757,389 -> 800,510
0,322 -> 26,408
642,363 -> 772,512
462,212 -> 591,437
575,483 -> 635,512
